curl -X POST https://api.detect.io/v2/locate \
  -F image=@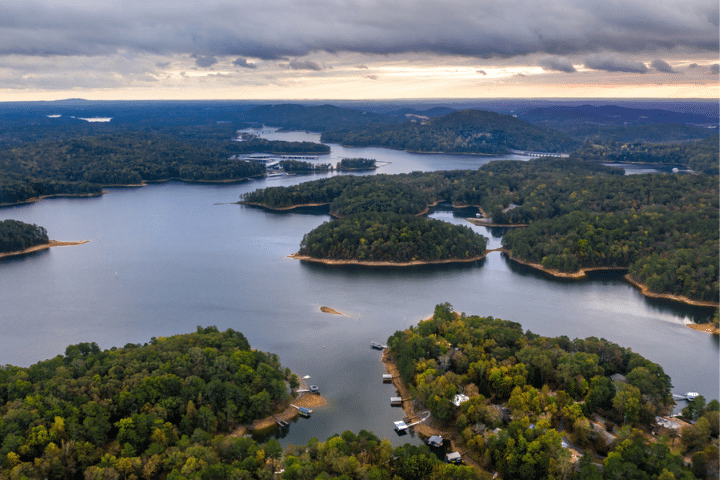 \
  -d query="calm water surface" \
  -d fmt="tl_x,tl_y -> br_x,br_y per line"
0,133 -> 714,446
